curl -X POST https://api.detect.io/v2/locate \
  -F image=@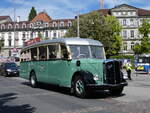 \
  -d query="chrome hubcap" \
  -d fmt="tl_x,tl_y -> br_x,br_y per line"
76,79 -> 84,94
31,76 -> 35,85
